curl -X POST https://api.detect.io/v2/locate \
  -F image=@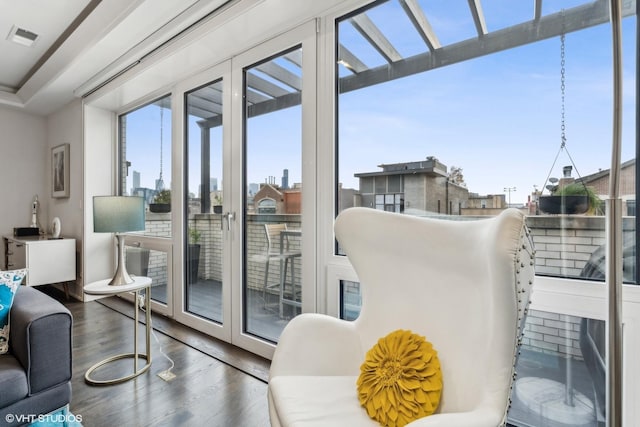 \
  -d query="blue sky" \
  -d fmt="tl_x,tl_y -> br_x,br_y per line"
338,0 -> 637,204
124,1 -> 637,206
